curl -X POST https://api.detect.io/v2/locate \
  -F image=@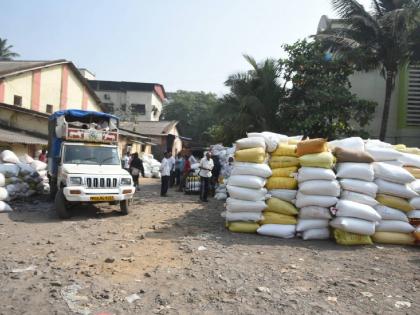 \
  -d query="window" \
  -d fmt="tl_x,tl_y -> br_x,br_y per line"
104,93 -> 110,100
406,65 -> 420,126
121,104 -> 126,111
46,104 -> 53,114
131,103 -> 146,115
102,102 -> 114,113
13,95 -> 22,106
